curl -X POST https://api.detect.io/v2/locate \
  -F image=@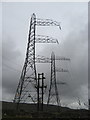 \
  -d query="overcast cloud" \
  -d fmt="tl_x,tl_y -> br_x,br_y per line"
2,2 -> 88,109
